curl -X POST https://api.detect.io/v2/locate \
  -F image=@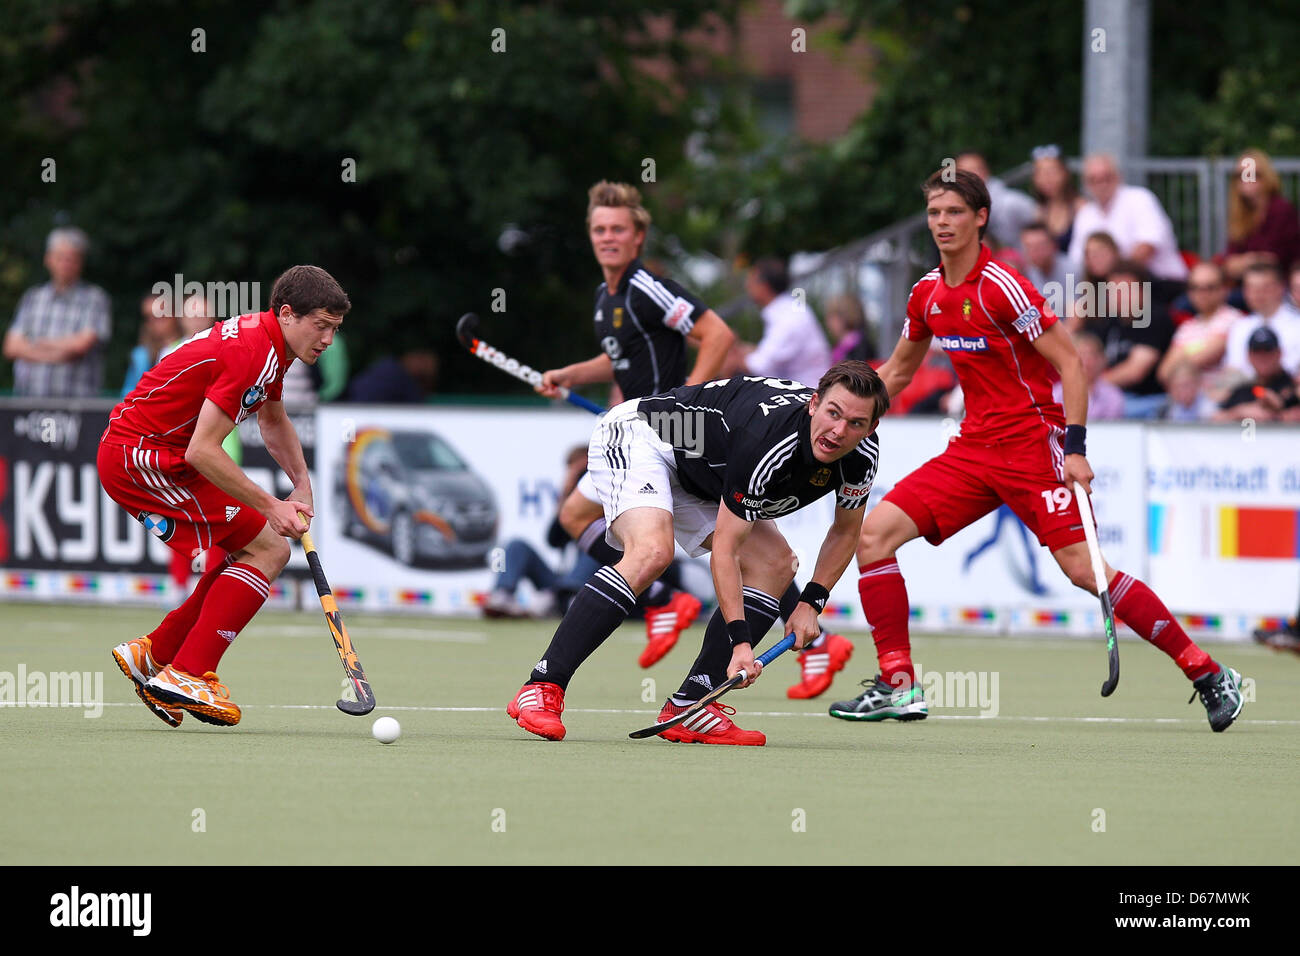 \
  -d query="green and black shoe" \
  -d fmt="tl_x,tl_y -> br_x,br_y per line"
829,674 -> 928,722
1189,664 -> 1244,733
